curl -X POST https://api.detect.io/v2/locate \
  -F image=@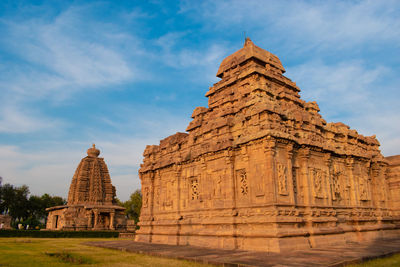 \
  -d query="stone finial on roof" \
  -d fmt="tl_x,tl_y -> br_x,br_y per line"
244,37 -> 254,47
87,143 -> 100,157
